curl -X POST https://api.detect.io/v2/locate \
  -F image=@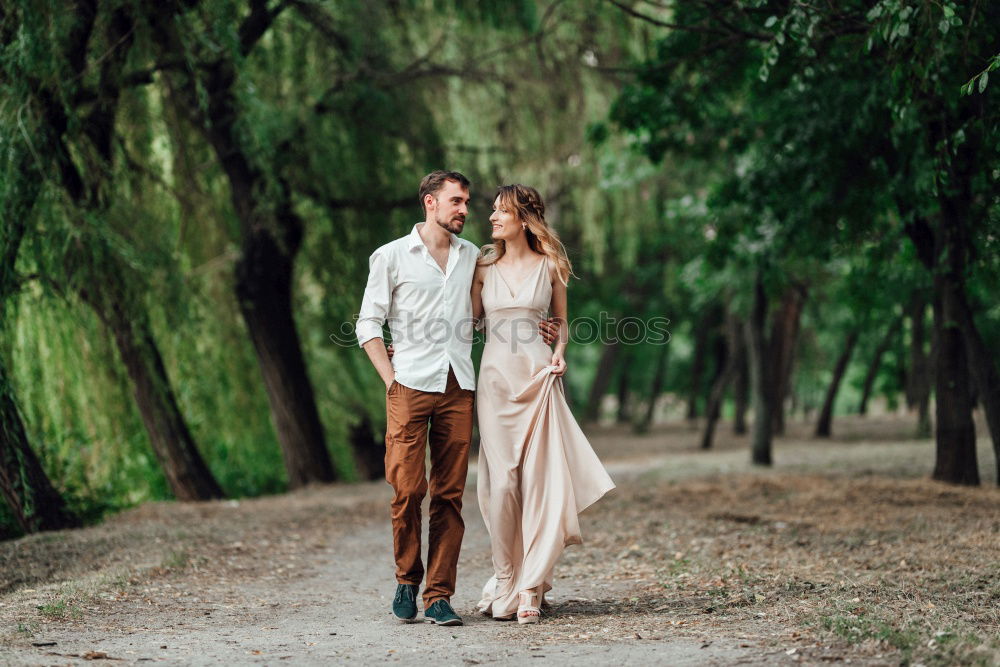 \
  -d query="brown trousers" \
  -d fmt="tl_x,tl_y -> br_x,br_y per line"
384,367 -> 473,605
